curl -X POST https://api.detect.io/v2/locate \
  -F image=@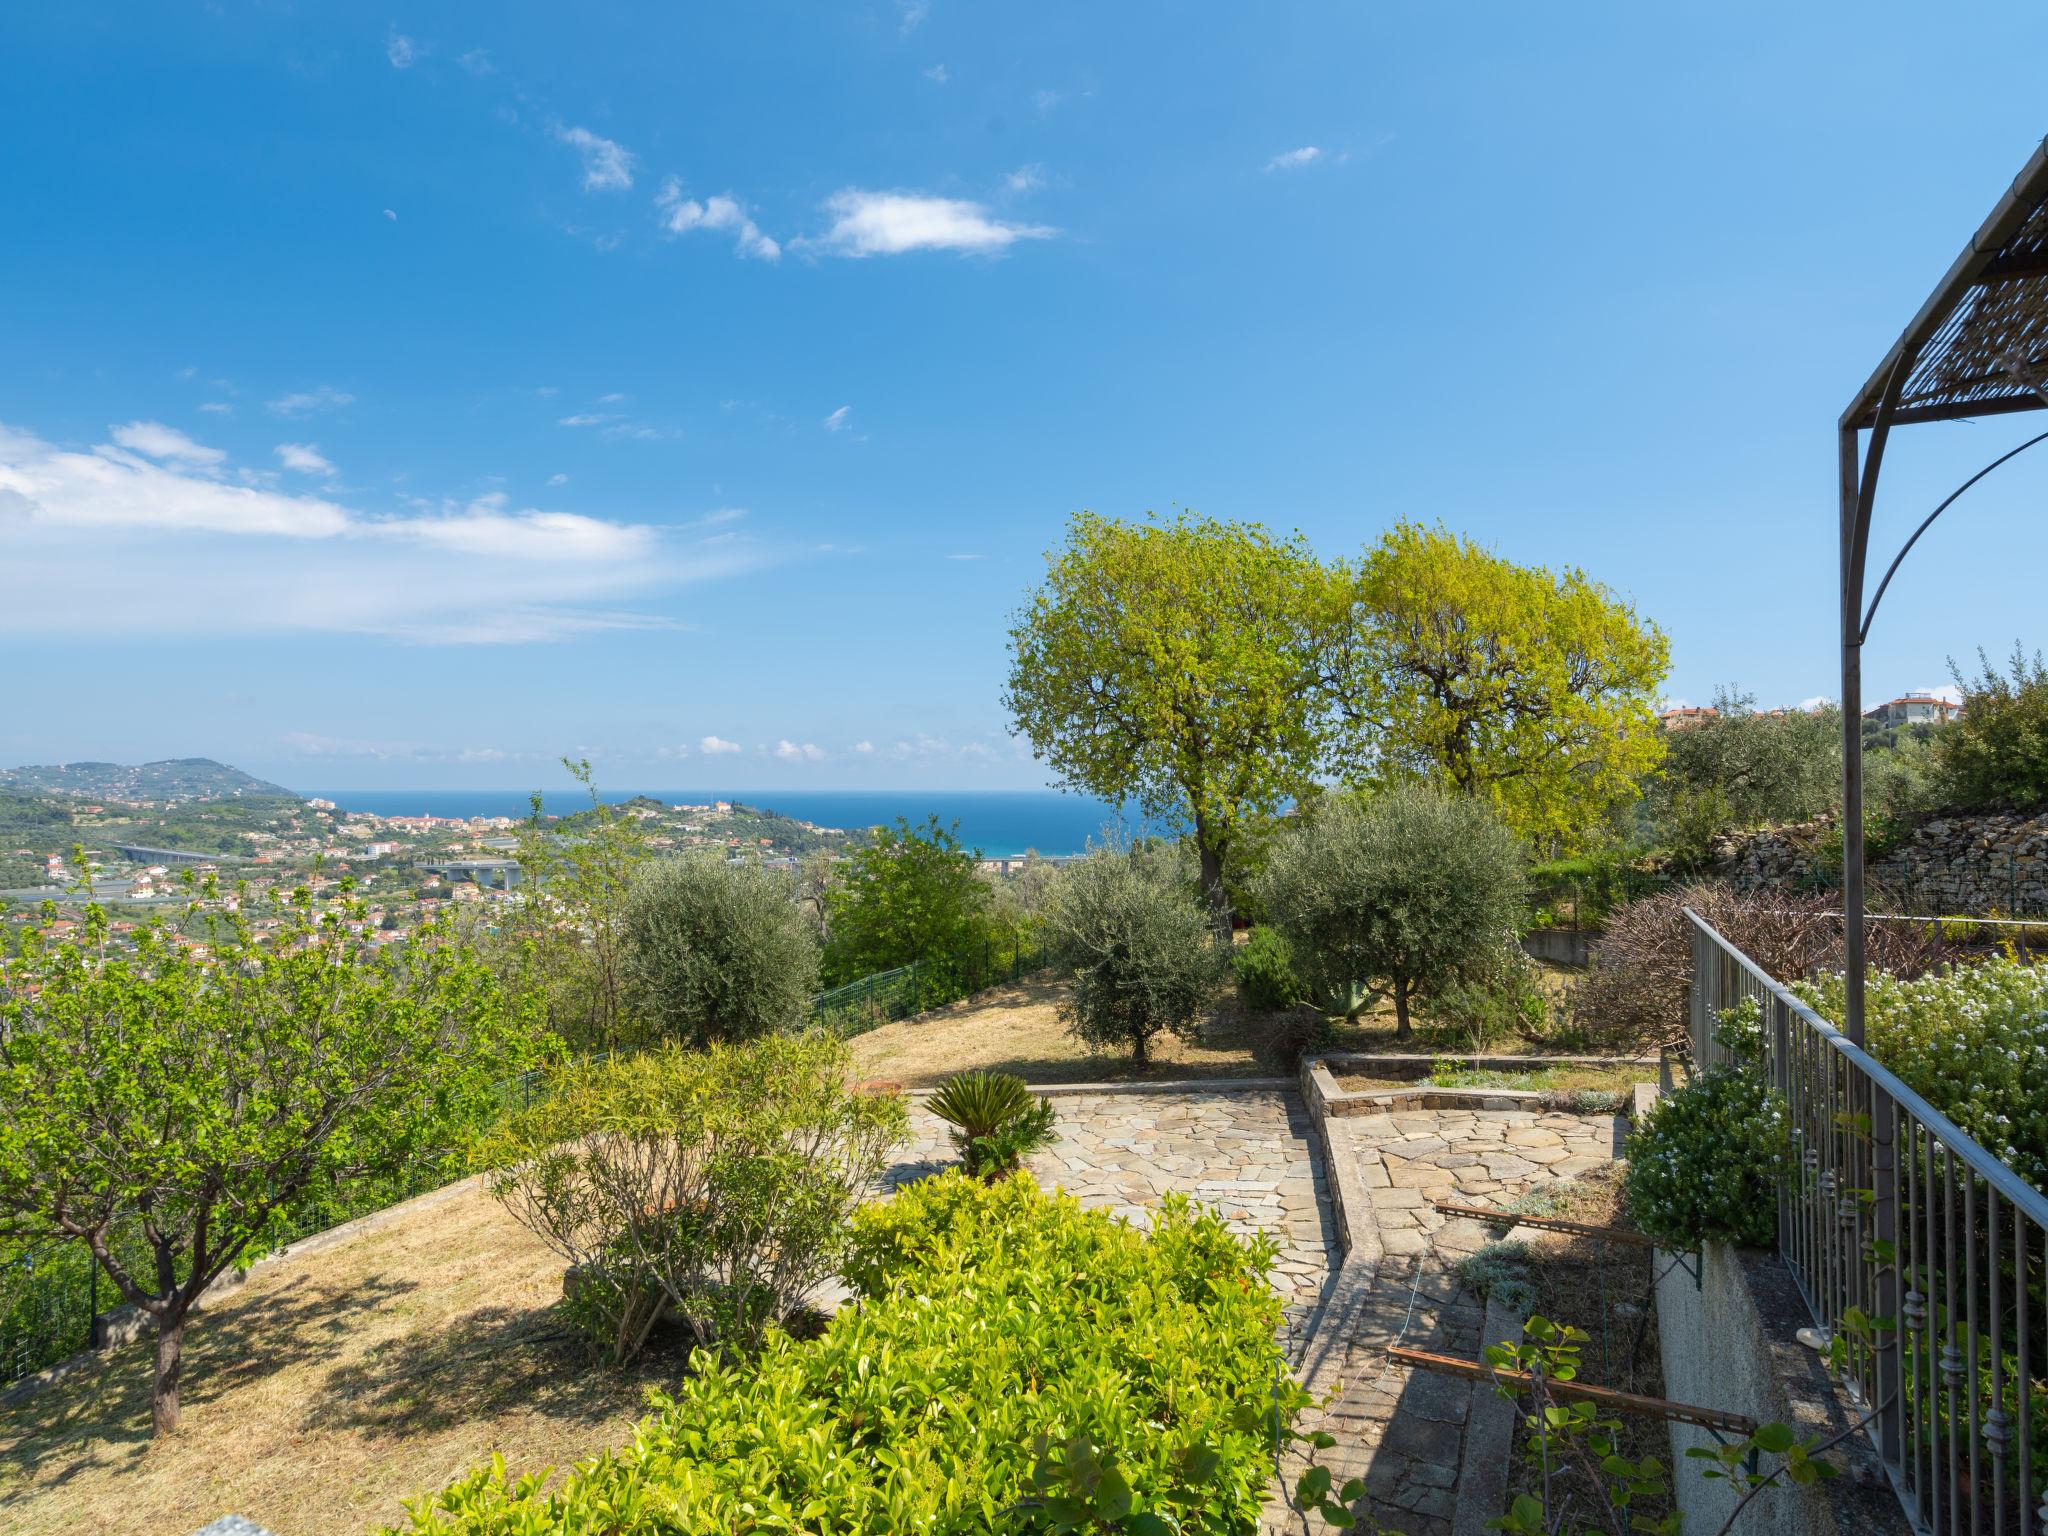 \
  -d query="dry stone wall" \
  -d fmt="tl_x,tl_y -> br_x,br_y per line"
1710,809 -> 2048,914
